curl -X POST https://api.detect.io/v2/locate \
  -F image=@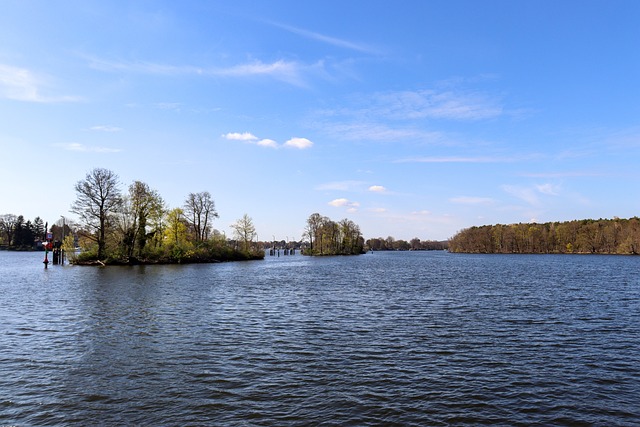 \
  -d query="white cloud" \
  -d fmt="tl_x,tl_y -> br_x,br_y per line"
328,198 -> 360,209
223,132 -> 259,141
328,198 -> 349,207
223,132 -> 313,150
257,138 -> 278,148
284,137 -> 313,149
0,63 -> 79,103
53,143 -> 121,153
369,185 -> 387,193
